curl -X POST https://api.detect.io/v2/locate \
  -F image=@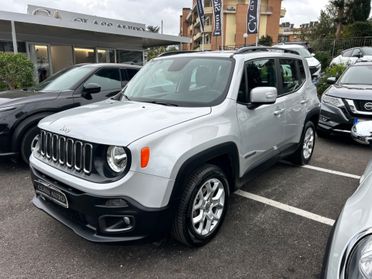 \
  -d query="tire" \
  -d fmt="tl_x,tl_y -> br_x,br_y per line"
171,164 -> 230,247
20,126 -> 40,164
290,121 -> 316,165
